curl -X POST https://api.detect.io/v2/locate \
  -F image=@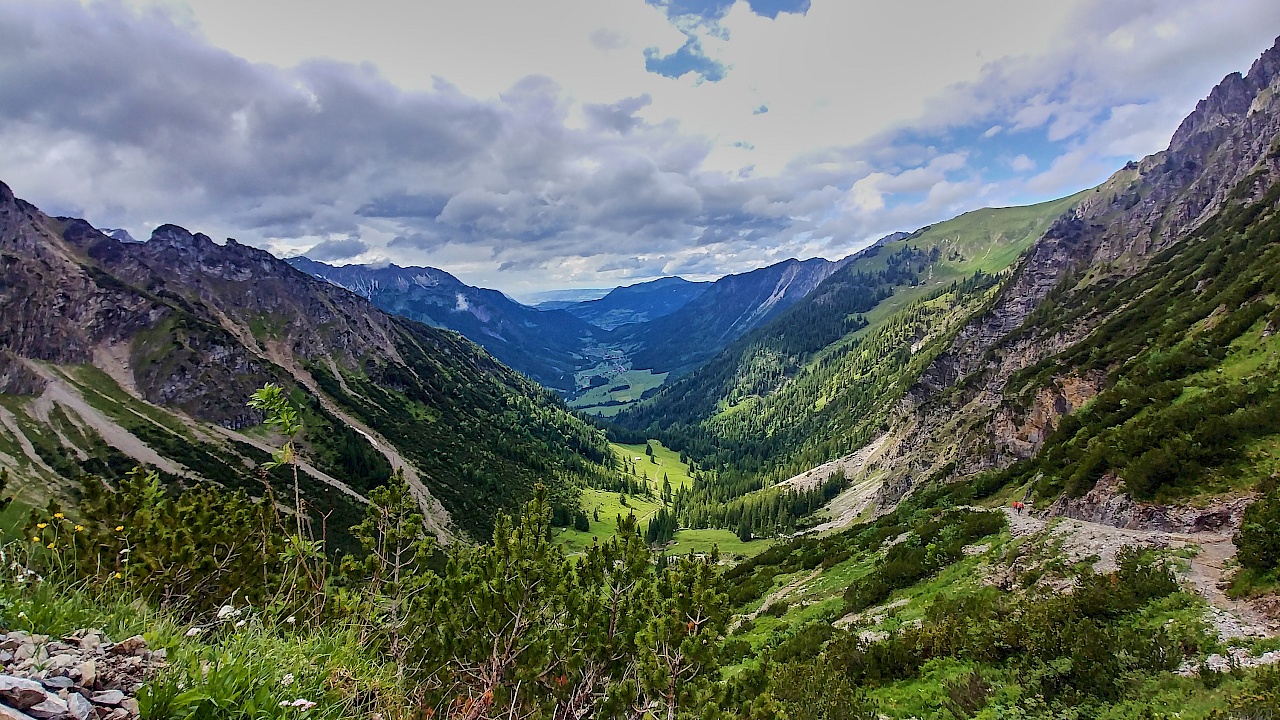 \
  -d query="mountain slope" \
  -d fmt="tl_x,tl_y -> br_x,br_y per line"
0,183 -> 620,541
287,257 -> 601,393
864,36 -> 1280,512
615,193 -> 1084,485
562,276 -> 710,330
615,256 -> 854,377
